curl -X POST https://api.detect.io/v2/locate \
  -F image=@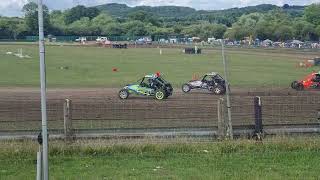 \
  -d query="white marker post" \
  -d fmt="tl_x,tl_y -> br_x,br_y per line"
38,0 -> 49,179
